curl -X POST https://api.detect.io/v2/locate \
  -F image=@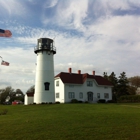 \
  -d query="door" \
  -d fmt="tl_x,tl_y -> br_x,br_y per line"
87,92 -> 93,102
